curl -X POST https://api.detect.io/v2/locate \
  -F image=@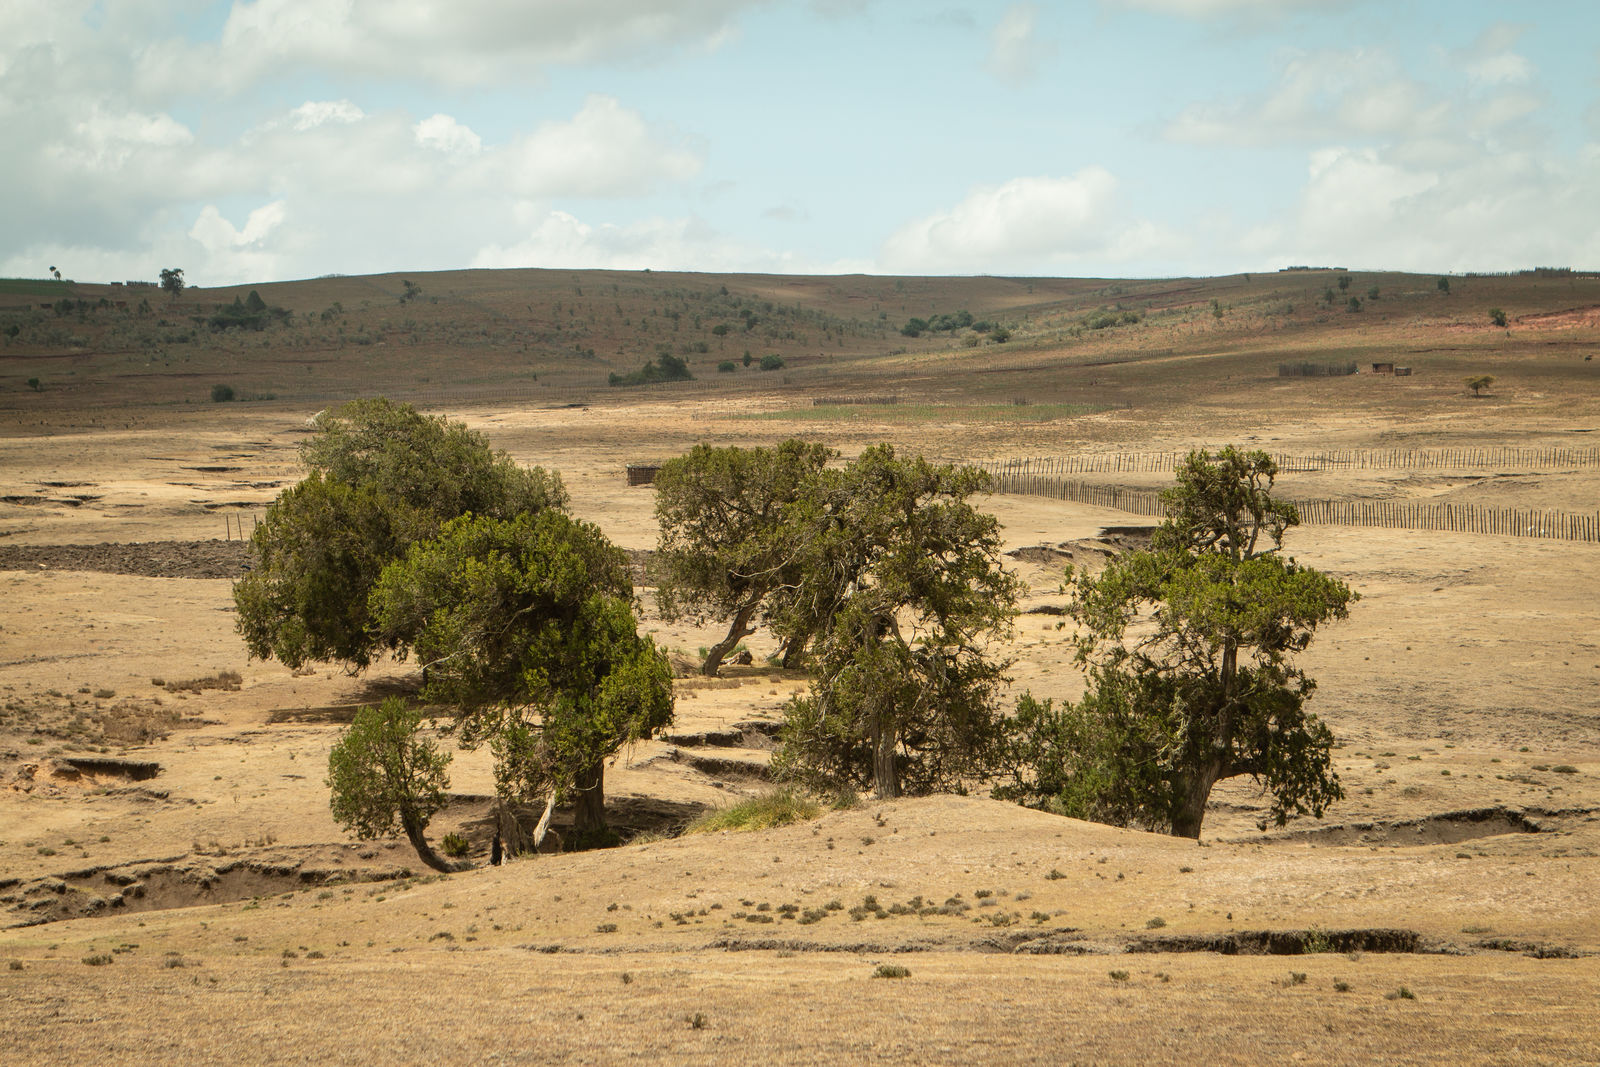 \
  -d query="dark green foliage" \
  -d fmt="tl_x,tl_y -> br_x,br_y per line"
609,353 -> 692,386
208,294 -> 290,331
234,398 -> 567,670
717,360 -> 736,372
1489,308 -> 1508,327
1437,276 -> 1451,293
1337,274 -> 1352,291
234,473 -> 401,668
759,353 -> 785,371
654,441 -> 835,675
159,267 -> 184,302
900,317 -> 928,337
772,447 -> 1021,799
370,511 -> 672,831
326,697 -> 465,872
211,383 -> 235,402
1464,374 -> 1495,396
1000,448 -> 1355,838
26,377 -> 40,391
